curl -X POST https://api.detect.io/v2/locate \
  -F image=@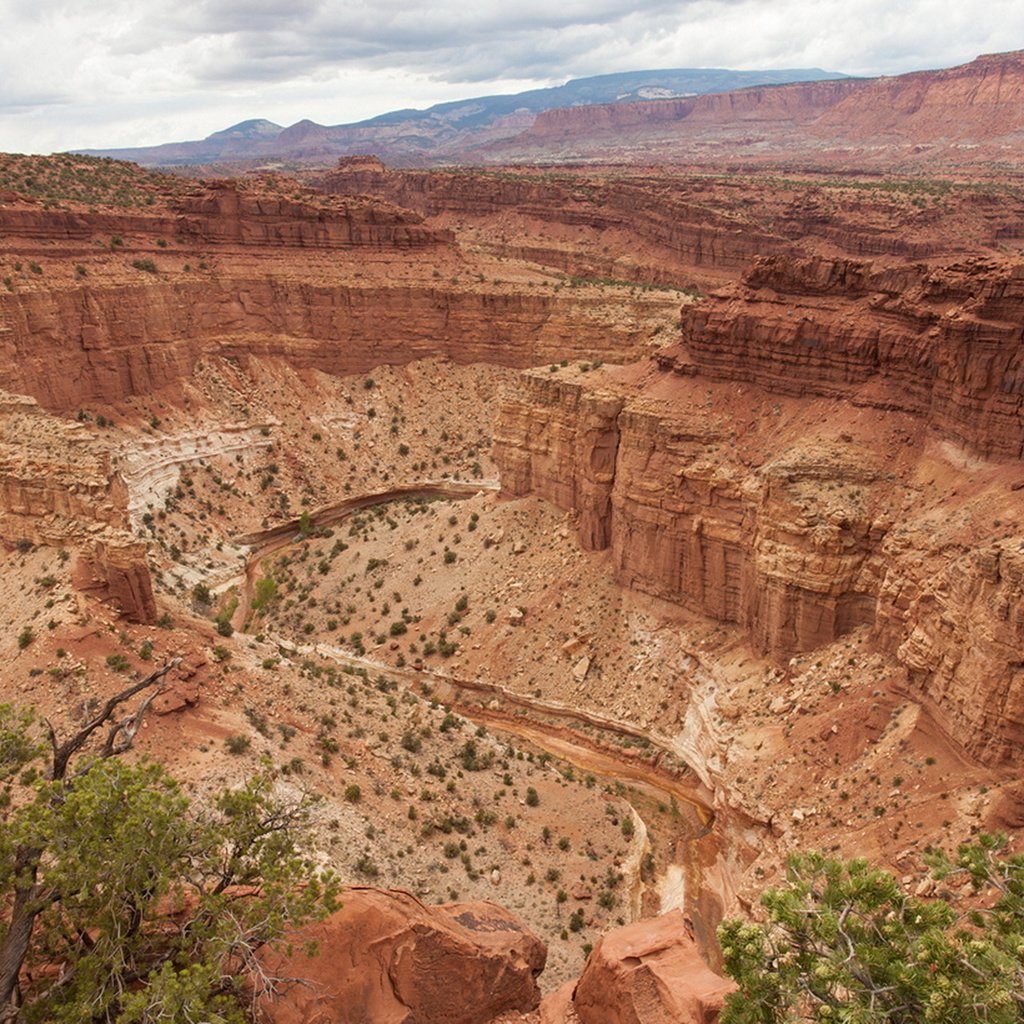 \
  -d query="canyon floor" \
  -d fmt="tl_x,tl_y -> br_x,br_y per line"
0,153 -> 1022,1015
